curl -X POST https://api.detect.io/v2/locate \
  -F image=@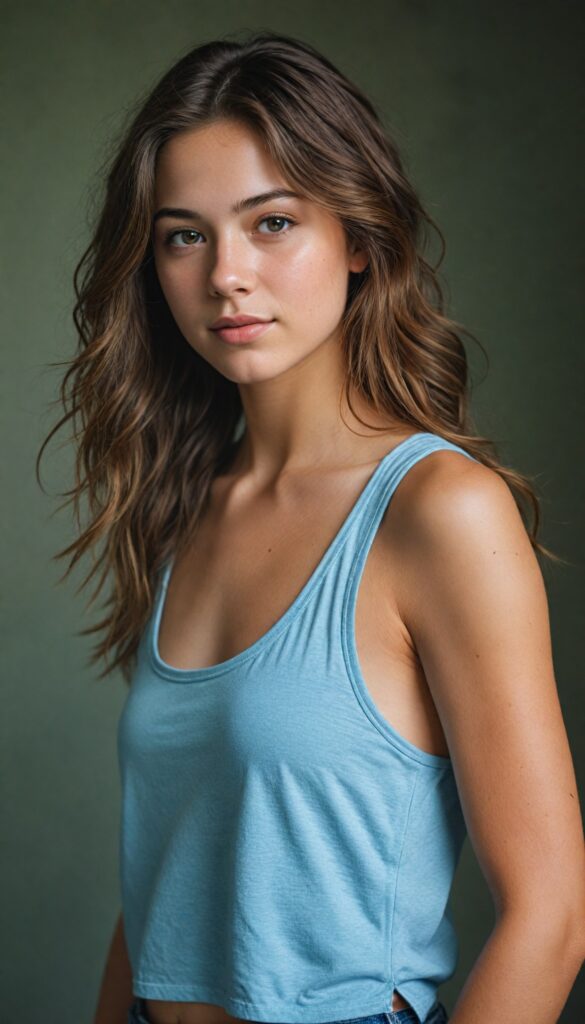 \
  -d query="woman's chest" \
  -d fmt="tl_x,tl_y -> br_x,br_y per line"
156,483 -> 449,761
